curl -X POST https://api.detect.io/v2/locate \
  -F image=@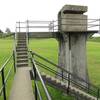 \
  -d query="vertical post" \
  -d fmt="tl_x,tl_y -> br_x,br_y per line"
67,73 -> 70,94
35,83 -> 38,100
26,20 -> 29,45
34,66 -> 37,100
13,50 -> 16,73
52,20 -> 54,32
1,69 -> 6,100
19,21 -> 20,33
31,53 -> 38,100
99,19 -> 100,34
69,33 -> 71,74
97,89 -> 100,100
61,70 -> 63,81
